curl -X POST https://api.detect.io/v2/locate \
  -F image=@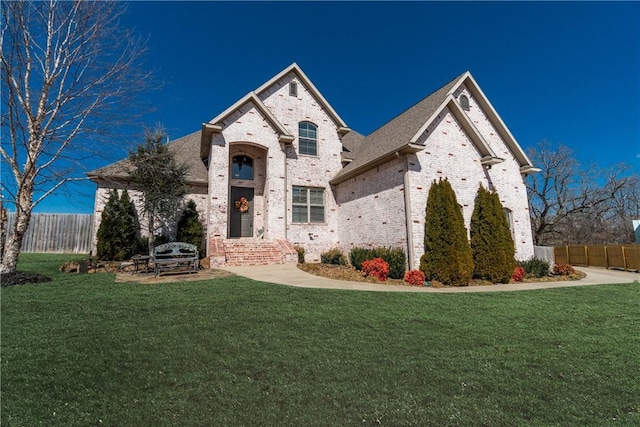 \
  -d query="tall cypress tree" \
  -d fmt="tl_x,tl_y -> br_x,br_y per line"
470,185 -> 515,283
420,178 -> 473,286
96,189 -> 120,260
